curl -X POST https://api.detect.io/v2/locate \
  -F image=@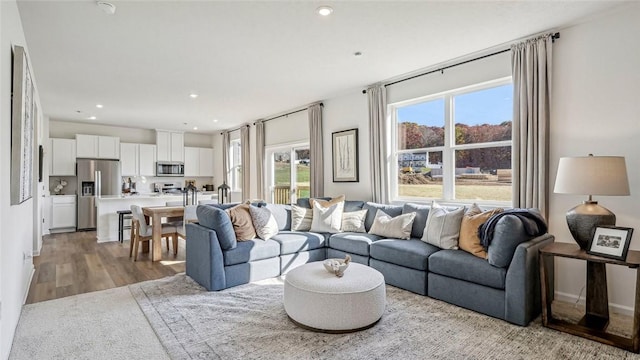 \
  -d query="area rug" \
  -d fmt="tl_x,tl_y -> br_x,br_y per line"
130,274 -> 639,360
